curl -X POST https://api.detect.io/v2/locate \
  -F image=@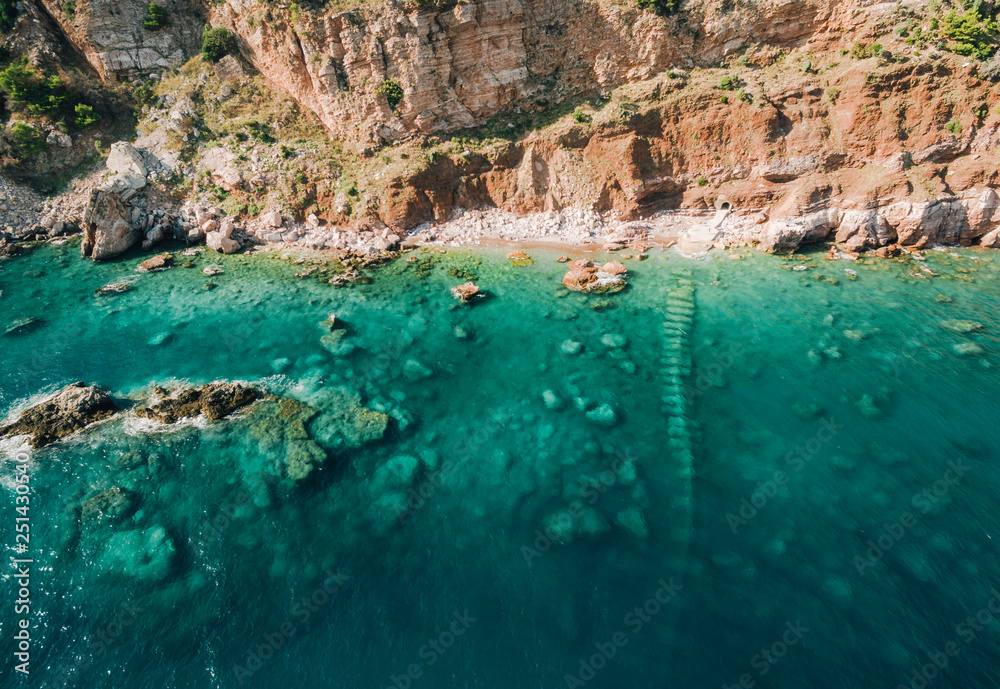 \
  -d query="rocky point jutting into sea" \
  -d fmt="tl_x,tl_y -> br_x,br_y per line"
2,0 -> 1000,688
